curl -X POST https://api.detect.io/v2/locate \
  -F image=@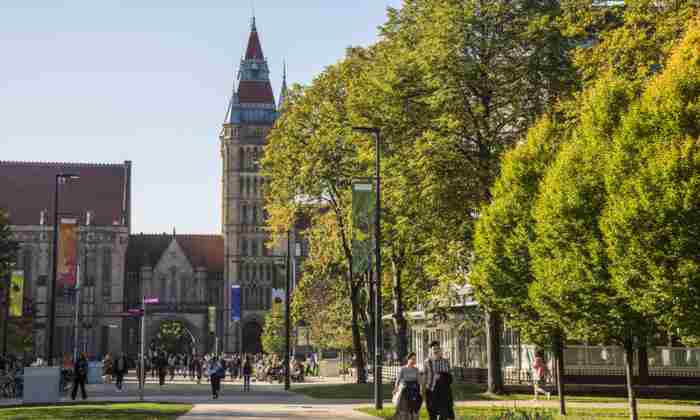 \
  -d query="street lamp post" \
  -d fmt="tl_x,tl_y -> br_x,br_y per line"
48,173 -> 80,367
353,127 -> 382,409
284,229 -> 291,391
